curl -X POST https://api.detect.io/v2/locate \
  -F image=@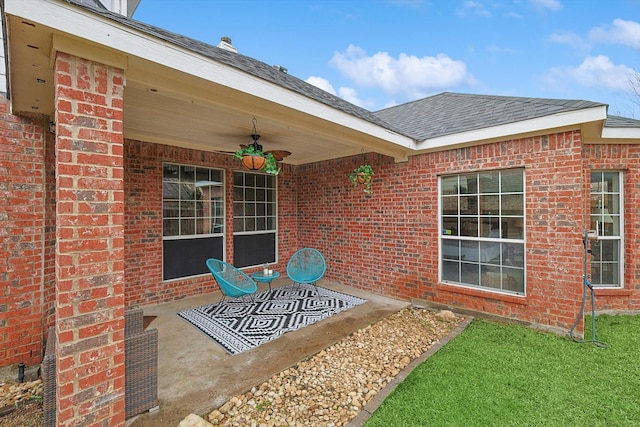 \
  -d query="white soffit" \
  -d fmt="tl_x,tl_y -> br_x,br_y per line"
416,105 -> 608,151
5,0 -> 414,151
